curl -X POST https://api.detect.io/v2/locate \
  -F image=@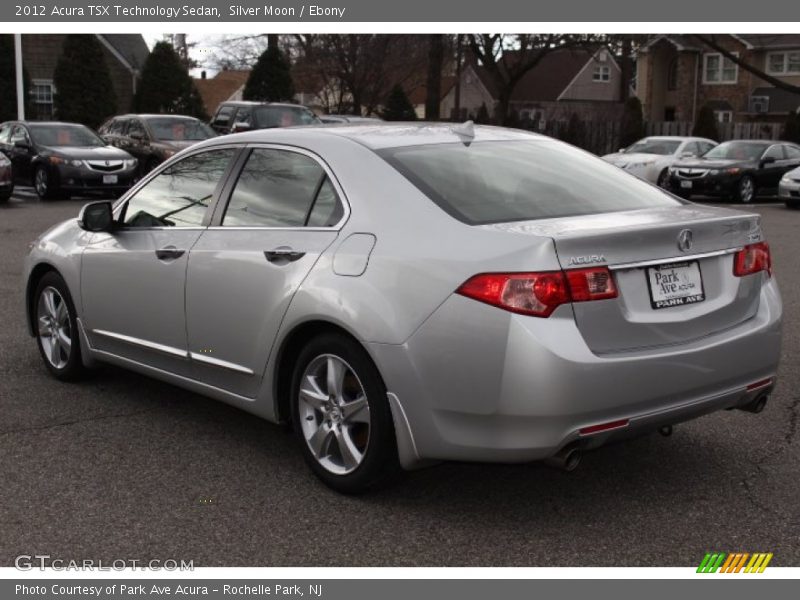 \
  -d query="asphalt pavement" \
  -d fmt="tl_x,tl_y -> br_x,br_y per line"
1,188 -> 798,567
